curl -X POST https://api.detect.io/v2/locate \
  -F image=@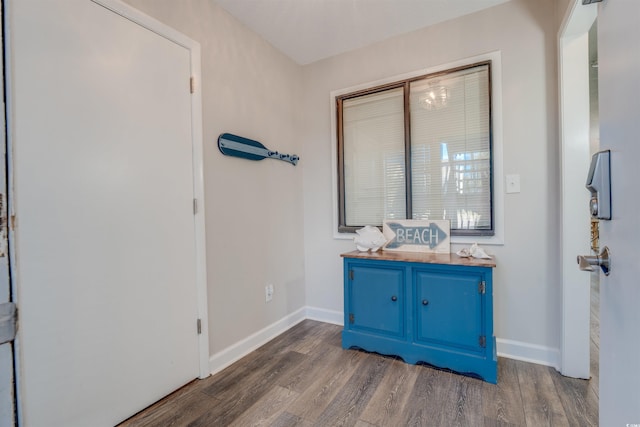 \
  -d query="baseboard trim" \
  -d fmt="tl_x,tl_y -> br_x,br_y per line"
496,338 -> 561,370
208,307 -> 306,375
209,306 -> 561,375
304,306 -> 343,326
